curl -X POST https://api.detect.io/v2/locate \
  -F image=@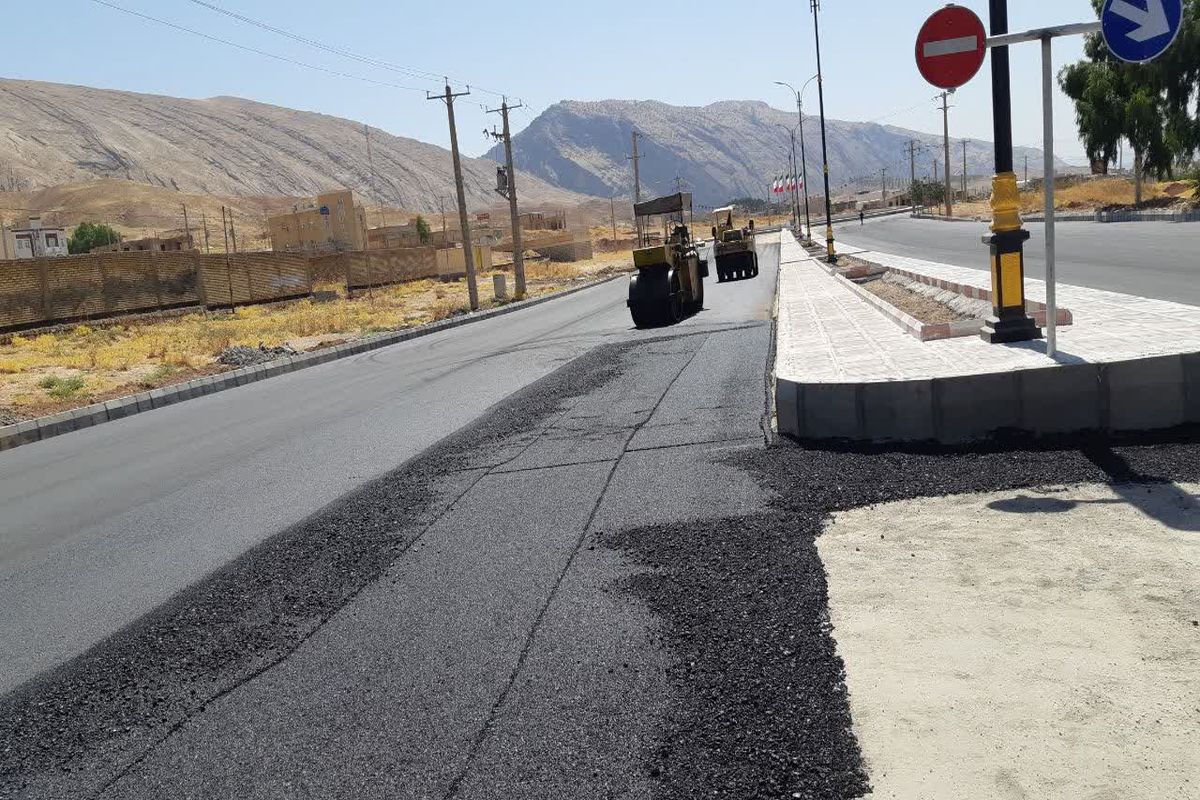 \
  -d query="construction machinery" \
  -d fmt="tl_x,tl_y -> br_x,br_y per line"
627,192 -> 706,328
710,206 -> 758,282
